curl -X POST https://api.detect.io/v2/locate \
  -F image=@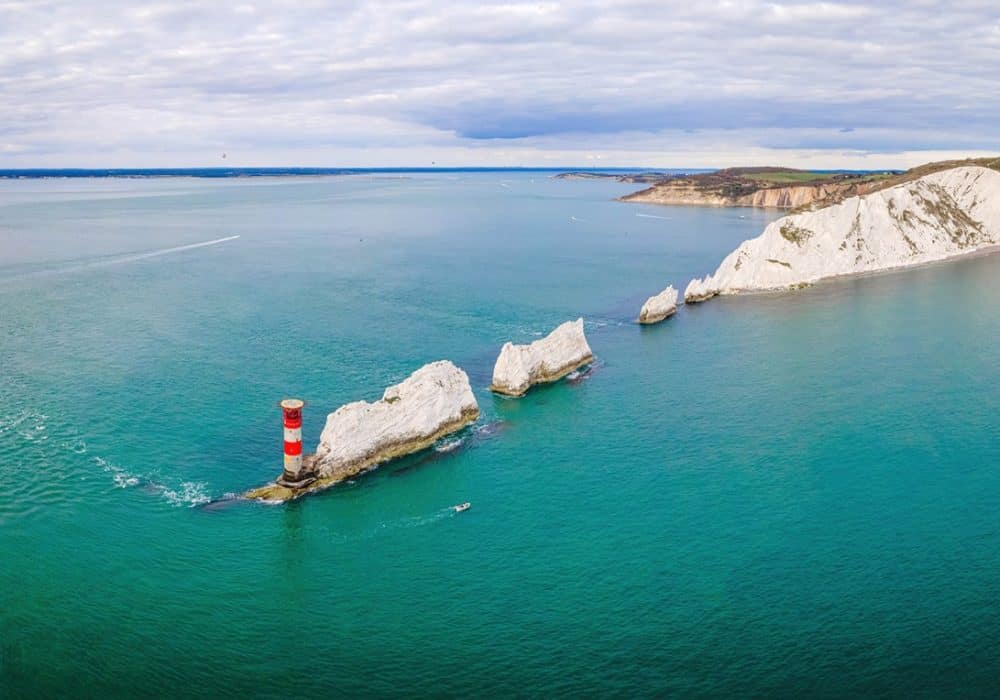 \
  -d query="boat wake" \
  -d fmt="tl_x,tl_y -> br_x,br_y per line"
8,235 -> 240,280
316,506 -> 466,543
635,212 -> 671,220
383,507 -> 458,530
89,235 -> 240,267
